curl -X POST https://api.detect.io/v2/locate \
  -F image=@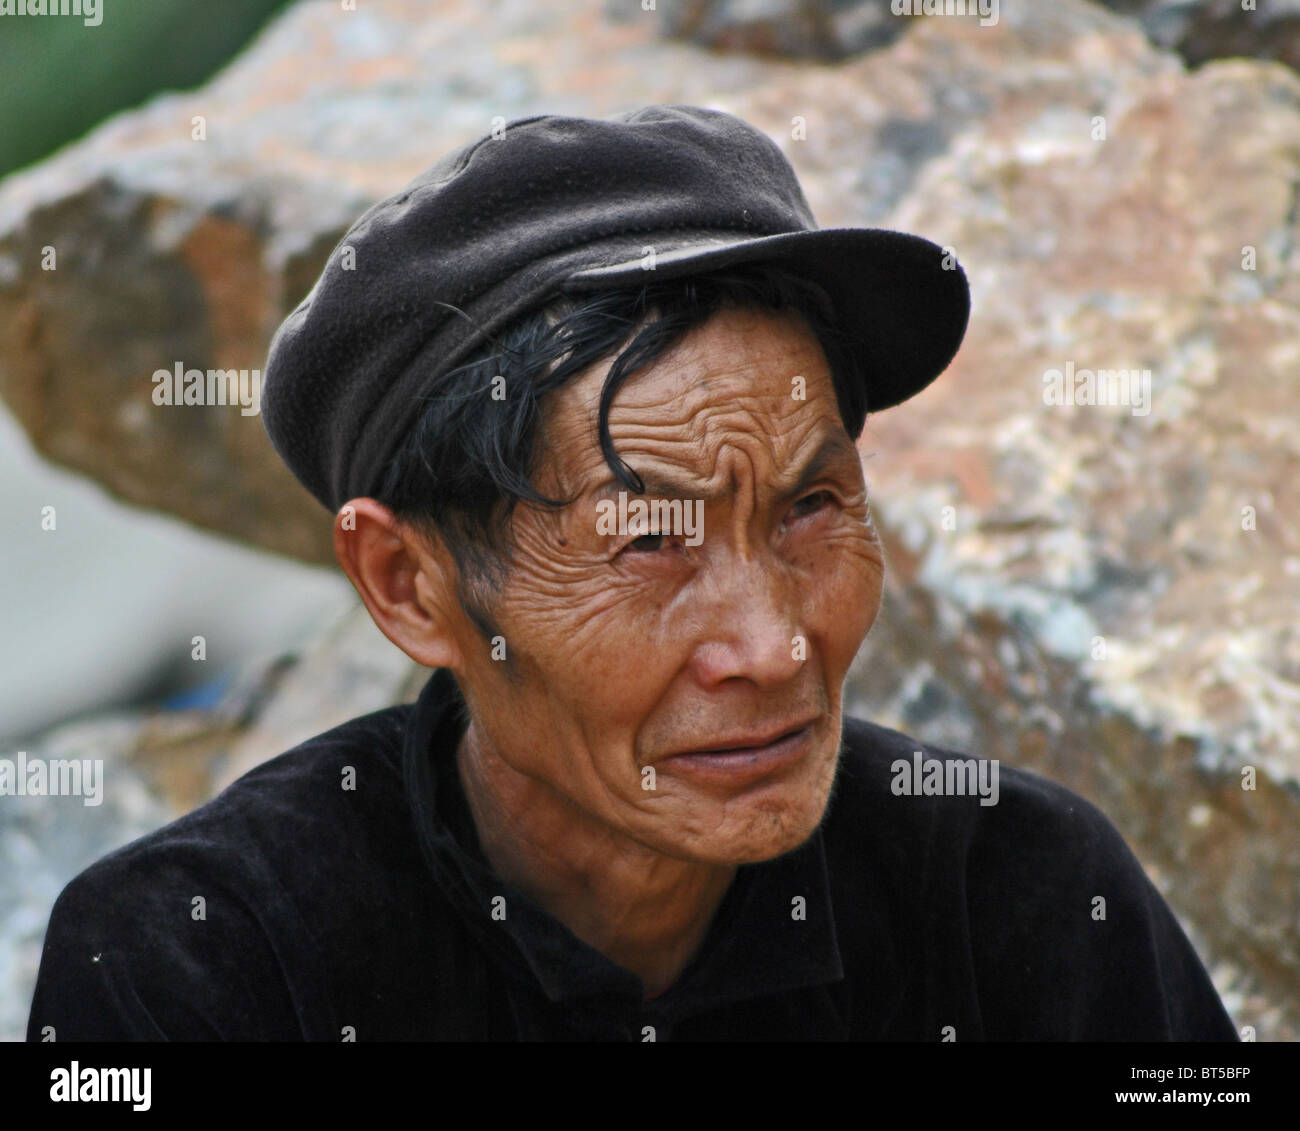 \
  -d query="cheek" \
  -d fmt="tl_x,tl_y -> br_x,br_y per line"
501,544 -> 655,652
480,570 -> 666,764
799,527 -> 885,660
